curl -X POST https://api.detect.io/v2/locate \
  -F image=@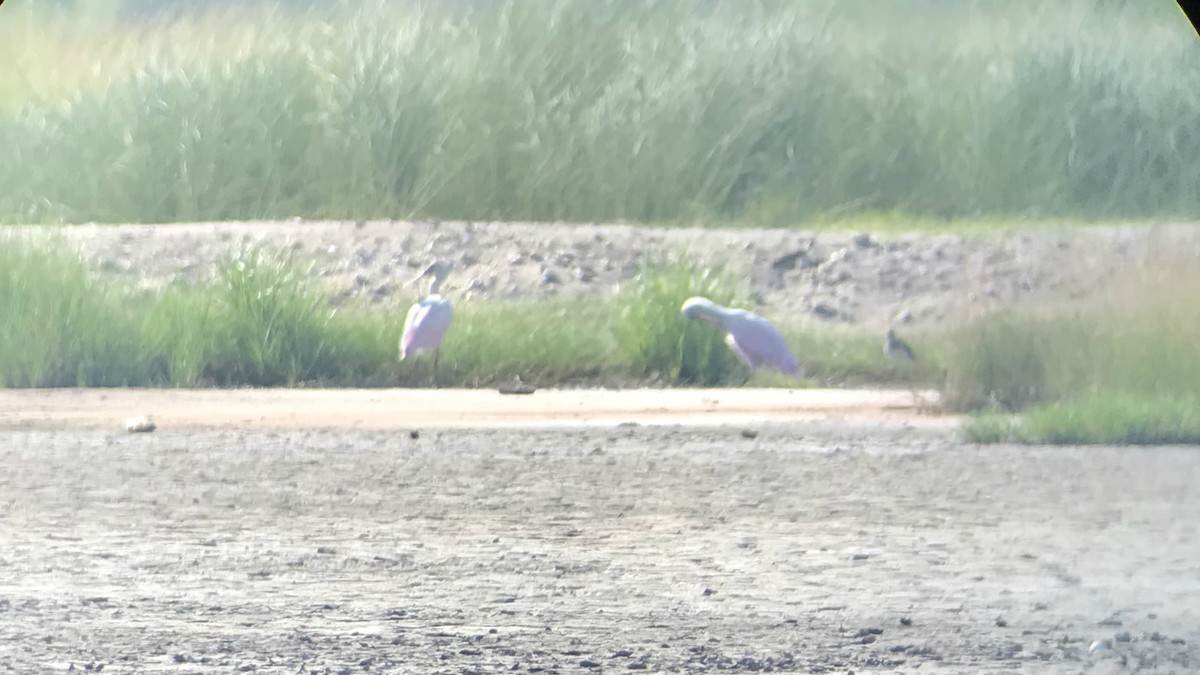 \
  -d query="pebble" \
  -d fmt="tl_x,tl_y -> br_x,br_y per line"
123,415 -> 156,433
1089,639 -> 1111,654
812,302 -> 839,319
